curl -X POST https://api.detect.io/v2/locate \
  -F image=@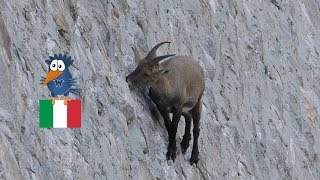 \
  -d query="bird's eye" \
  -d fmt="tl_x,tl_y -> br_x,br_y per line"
50,60 -> 58,71
57,60 -> 65,71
